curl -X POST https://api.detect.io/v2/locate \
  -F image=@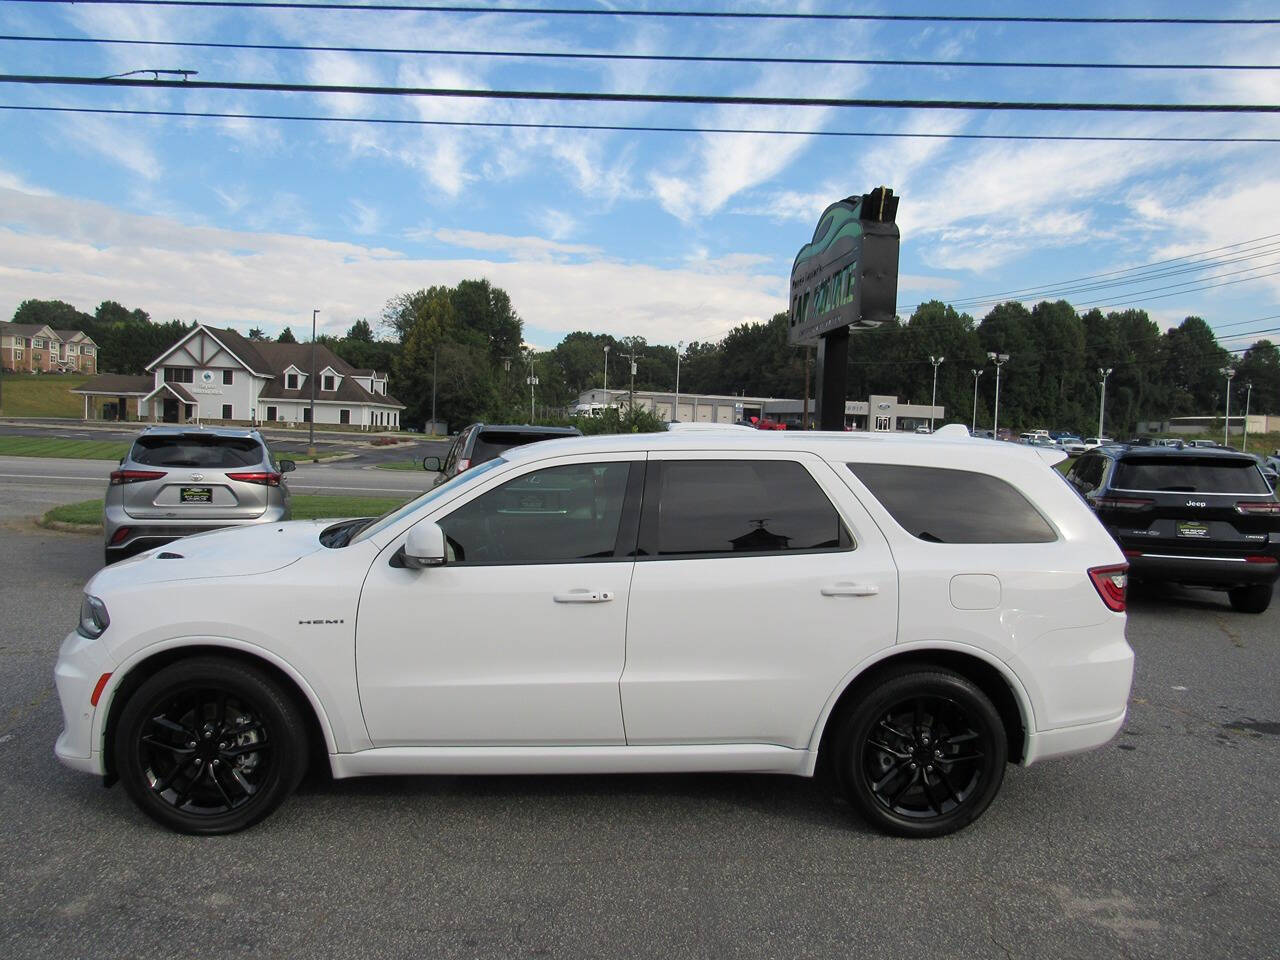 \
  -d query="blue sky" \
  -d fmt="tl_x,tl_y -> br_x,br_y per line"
1,1 -> 1279,353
